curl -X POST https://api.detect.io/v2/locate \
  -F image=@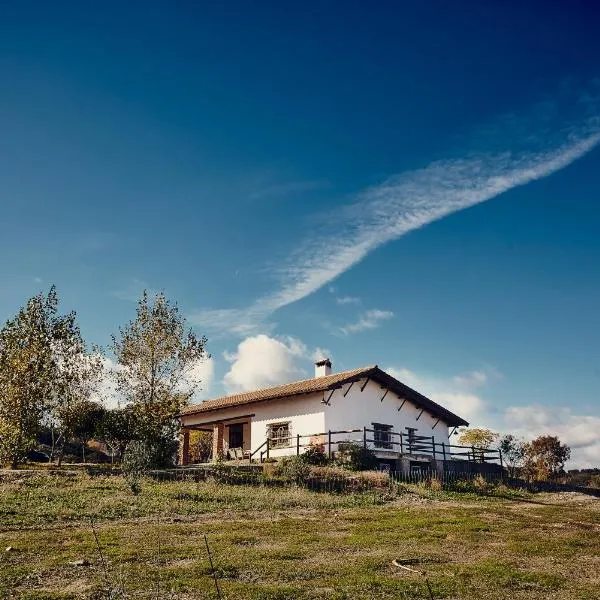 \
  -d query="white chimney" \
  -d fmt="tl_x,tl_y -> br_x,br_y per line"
315,358 -> 332,378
